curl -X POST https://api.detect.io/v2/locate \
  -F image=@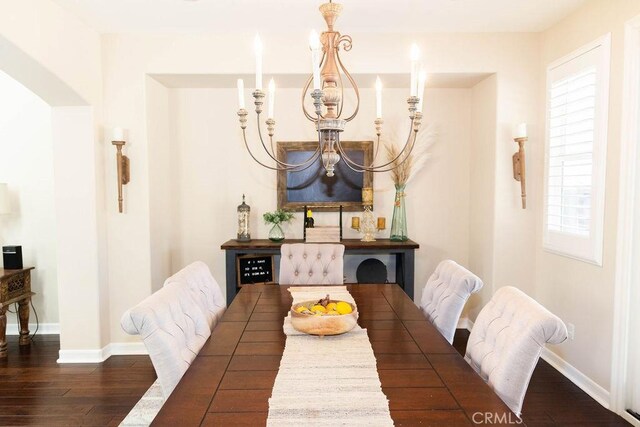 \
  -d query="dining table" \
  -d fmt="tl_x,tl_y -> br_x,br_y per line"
151,284 -> 518,426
